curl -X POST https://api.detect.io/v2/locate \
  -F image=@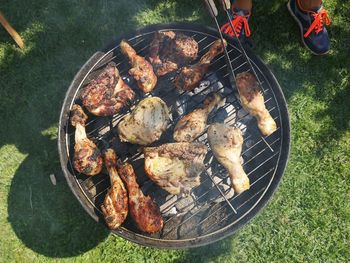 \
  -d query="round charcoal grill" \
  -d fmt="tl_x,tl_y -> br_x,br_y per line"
58,23 -> 290,248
